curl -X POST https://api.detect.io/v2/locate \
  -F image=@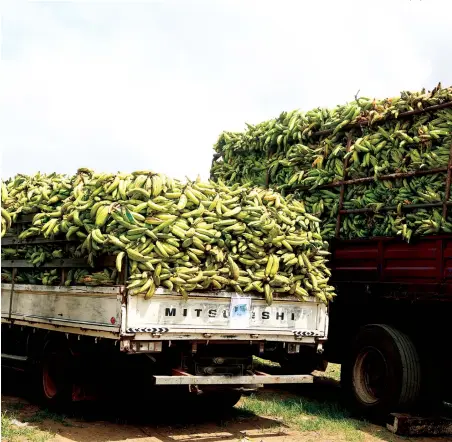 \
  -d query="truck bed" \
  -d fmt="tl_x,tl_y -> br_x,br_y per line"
330,235 -> 452,302
326,235 -> 452,363
1,283 -> 328,347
